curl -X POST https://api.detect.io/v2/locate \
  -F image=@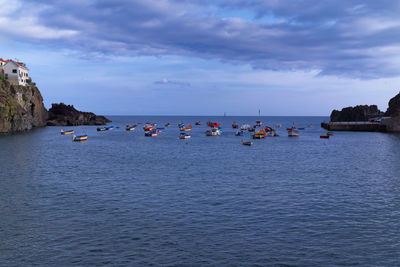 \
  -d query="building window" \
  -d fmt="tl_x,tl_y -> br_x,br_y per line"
12,69 -> 17,73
